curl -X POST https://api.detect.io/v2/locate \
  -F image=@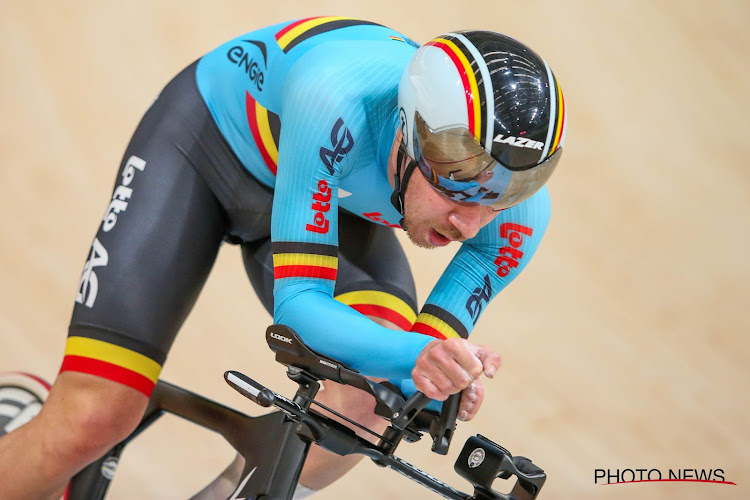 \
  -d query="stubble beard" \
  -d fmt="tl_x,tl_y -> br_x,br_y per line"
402,213 -> 436,250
